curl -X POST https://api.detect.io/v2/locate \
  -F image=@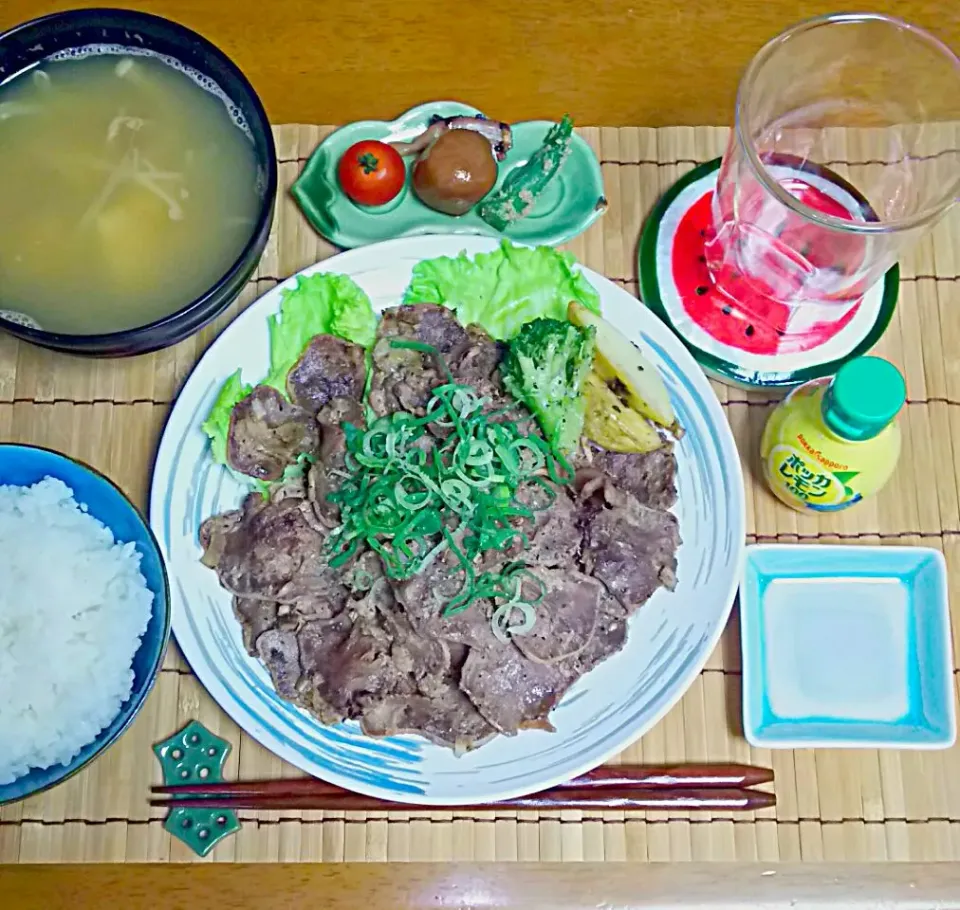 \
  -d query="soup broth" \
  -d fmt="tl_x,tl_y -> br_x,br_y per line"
0,49 -> 262,334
